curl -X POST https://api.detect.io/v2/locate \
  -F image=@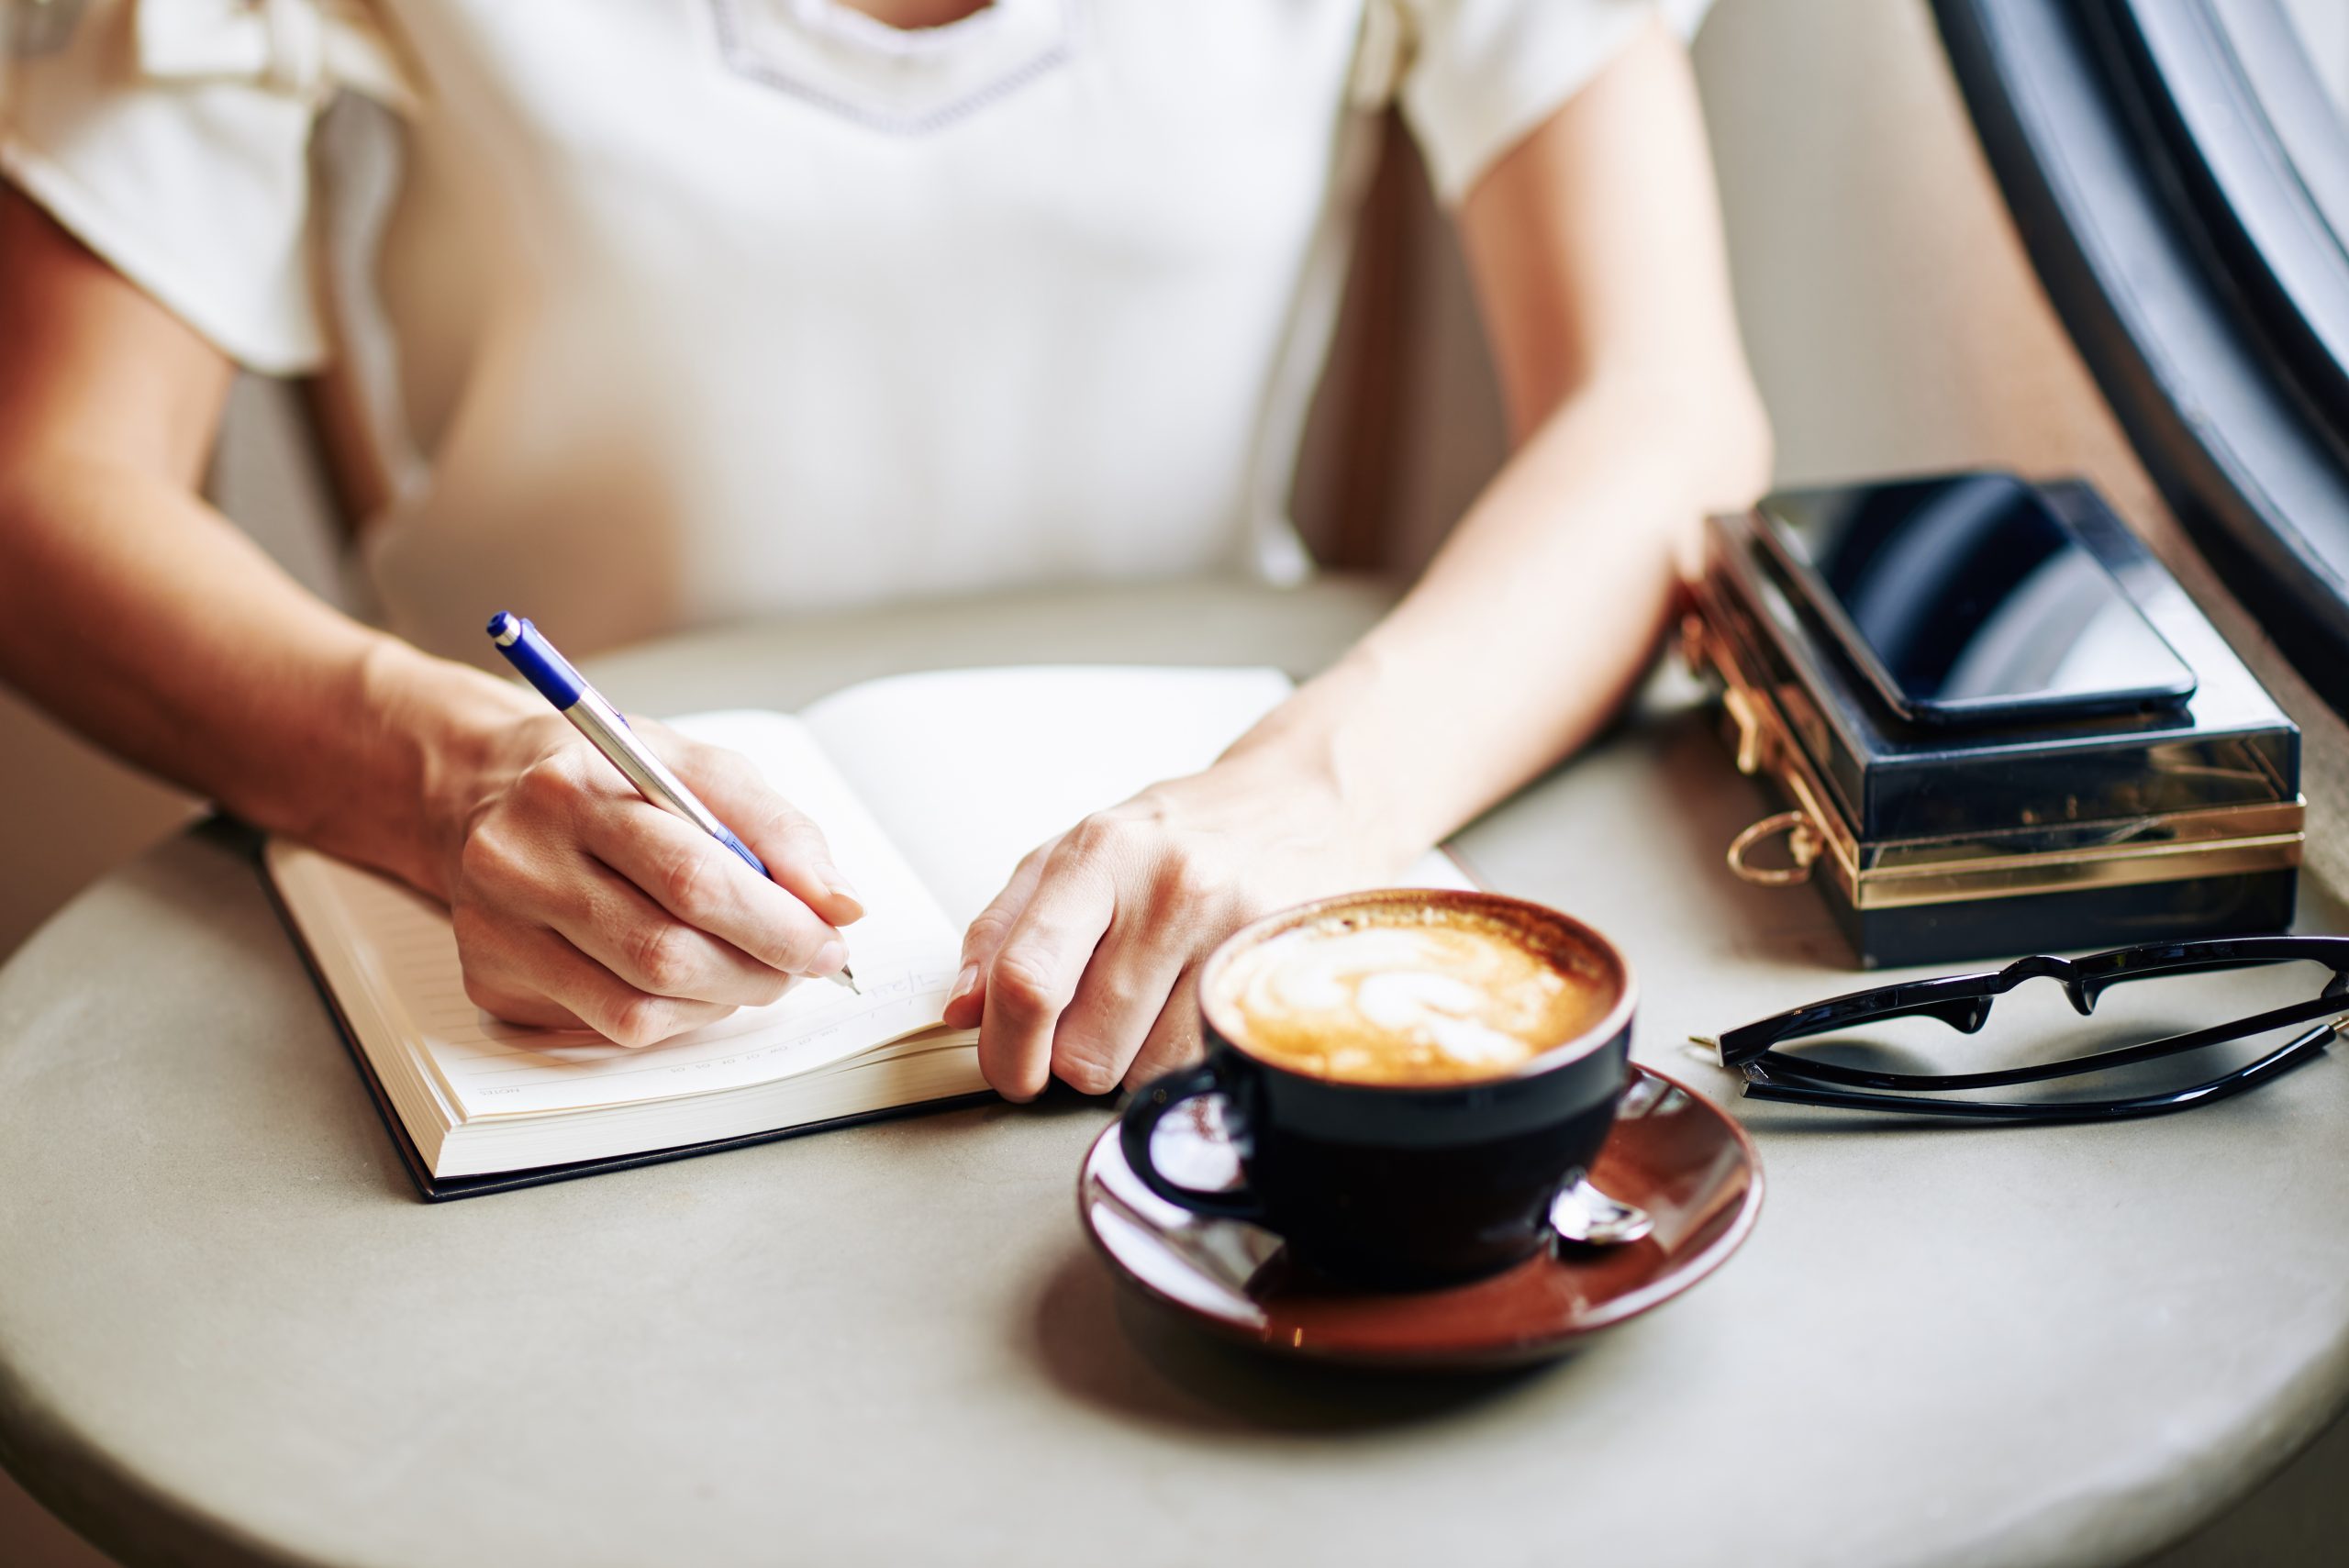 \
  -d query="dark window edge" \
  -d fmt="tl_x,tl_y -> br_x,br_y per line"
1931,0 -> 2349,718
